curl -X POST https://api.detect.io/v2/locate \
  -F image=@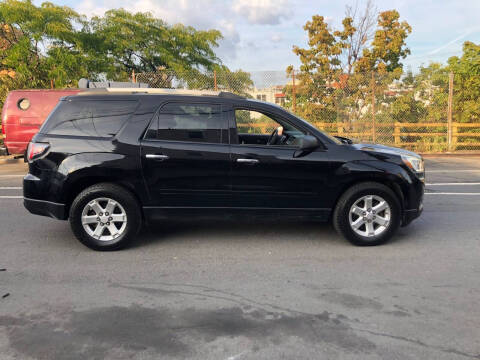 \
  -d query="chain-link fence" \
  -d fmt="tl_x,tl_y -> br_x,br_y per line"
2,69 -> 480,153
134,69 -> 480,153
